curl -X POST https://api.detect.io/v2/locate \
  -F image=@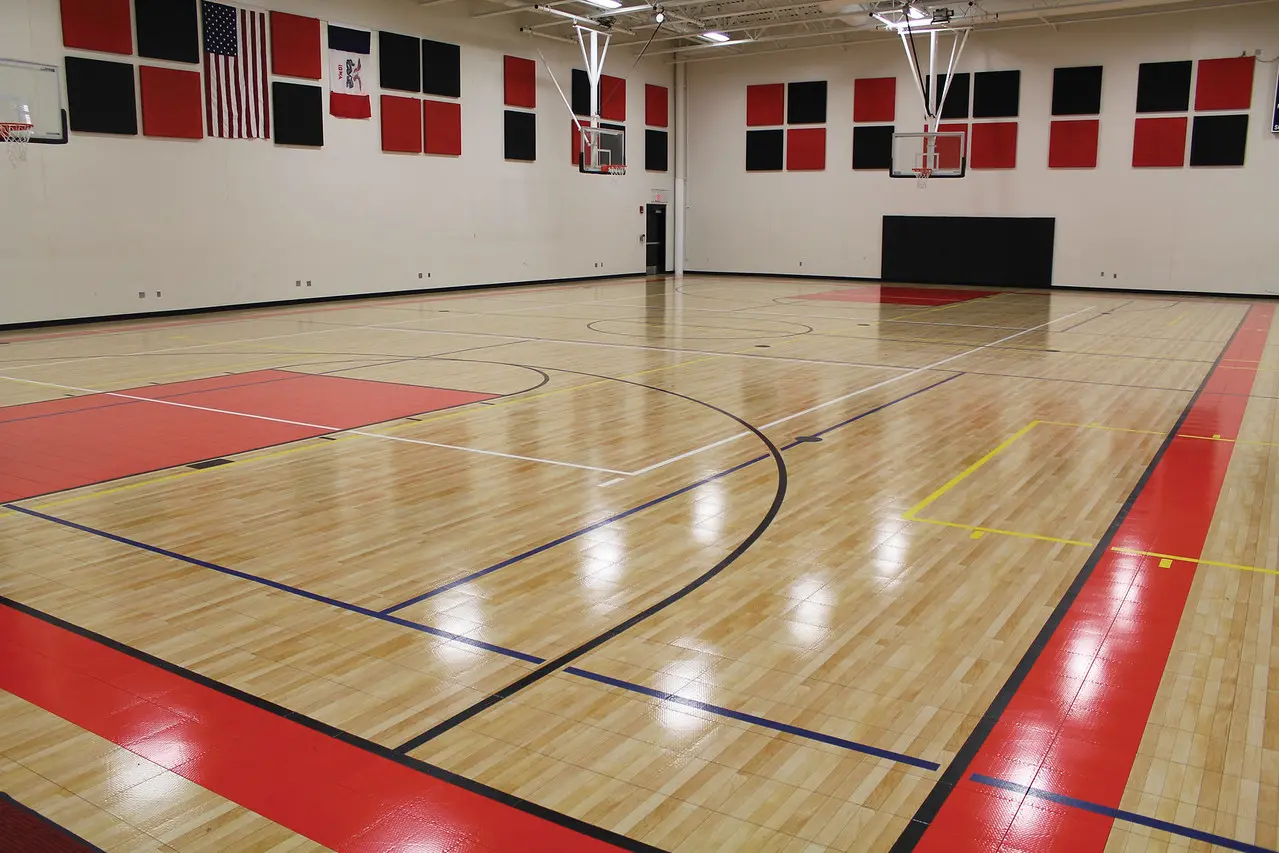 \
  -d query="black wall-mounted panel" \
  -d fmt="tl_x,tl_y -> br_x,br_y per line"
272,82 -> 323,147
645,128 -> 668,171
379,31 -> 421,92
65,56 -> 138,135
1052,65 -> 1103,115
927,73 -> 970,119
136,0 -> 200,63
504,109 -> 536,161
745,128 -> 783,171
852,124 -> 894,170
973,70 -> 1020,118
572,68 -> 590,116
1189,114 -> 1248,166
1136,60 -> 1191,113
786,80 -> 827,124
421,39 -> 460,98
882,216 -> 1055,288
